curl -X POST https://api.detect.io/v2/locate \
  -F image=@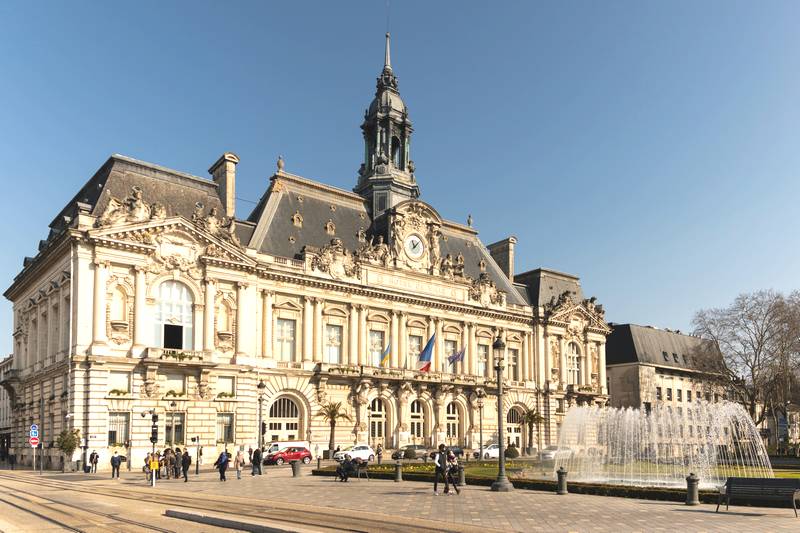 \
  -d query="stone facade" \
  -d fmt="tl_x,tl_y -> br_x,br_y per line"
1,35 -> 609,470
0,356 -> 11,461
